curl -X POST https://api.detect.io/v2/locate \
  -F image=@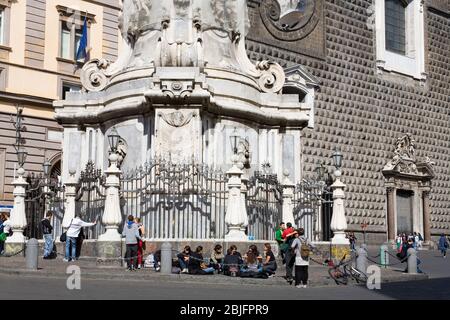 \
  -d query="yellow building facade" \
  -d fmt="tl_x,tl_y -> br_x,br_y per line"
0,0 -> 121,205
